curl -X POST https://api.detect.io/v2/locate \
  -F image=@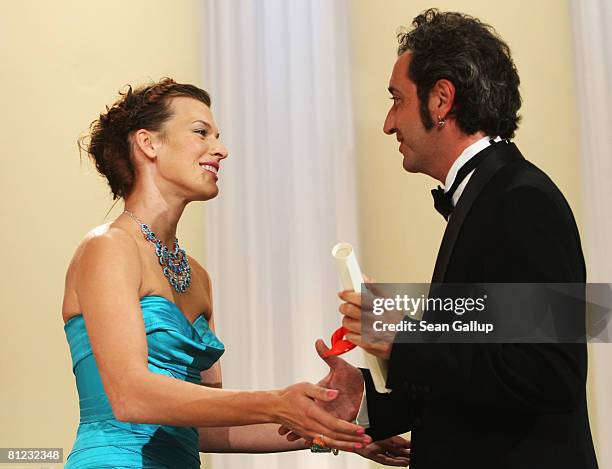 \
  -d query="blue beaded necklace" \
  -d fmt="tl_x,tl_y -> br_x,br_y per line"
123,210 -> 191,293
